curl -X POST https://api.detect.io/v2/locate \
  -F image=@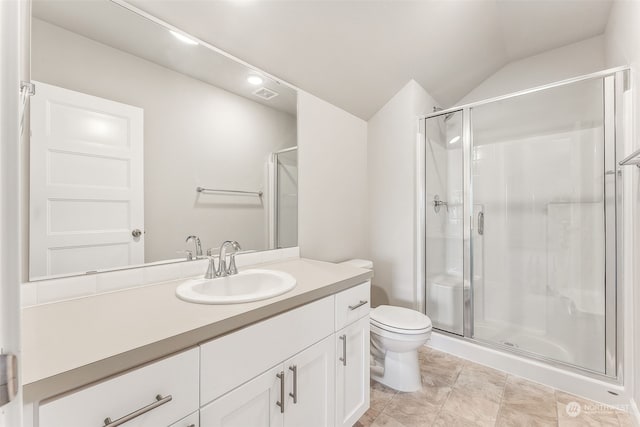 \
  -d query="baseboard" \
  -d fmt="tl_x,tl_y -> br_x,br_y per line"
630,399 -> 640,427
